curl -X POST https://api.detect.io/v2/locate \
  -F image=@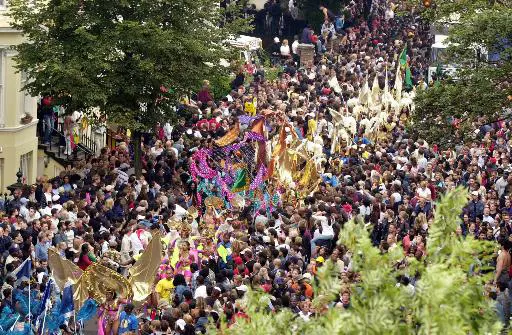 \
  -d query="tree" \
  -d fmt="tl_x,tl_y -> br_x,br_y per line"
8,0 -> 250,175
210,188 -> 502,334
410,0 -> 512,146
